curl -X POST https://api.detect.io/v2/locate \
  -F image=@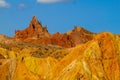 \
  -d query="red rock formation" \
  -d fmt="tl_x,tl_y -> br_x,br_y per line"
14,16 -> 51,40
14,16 -> 95,48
